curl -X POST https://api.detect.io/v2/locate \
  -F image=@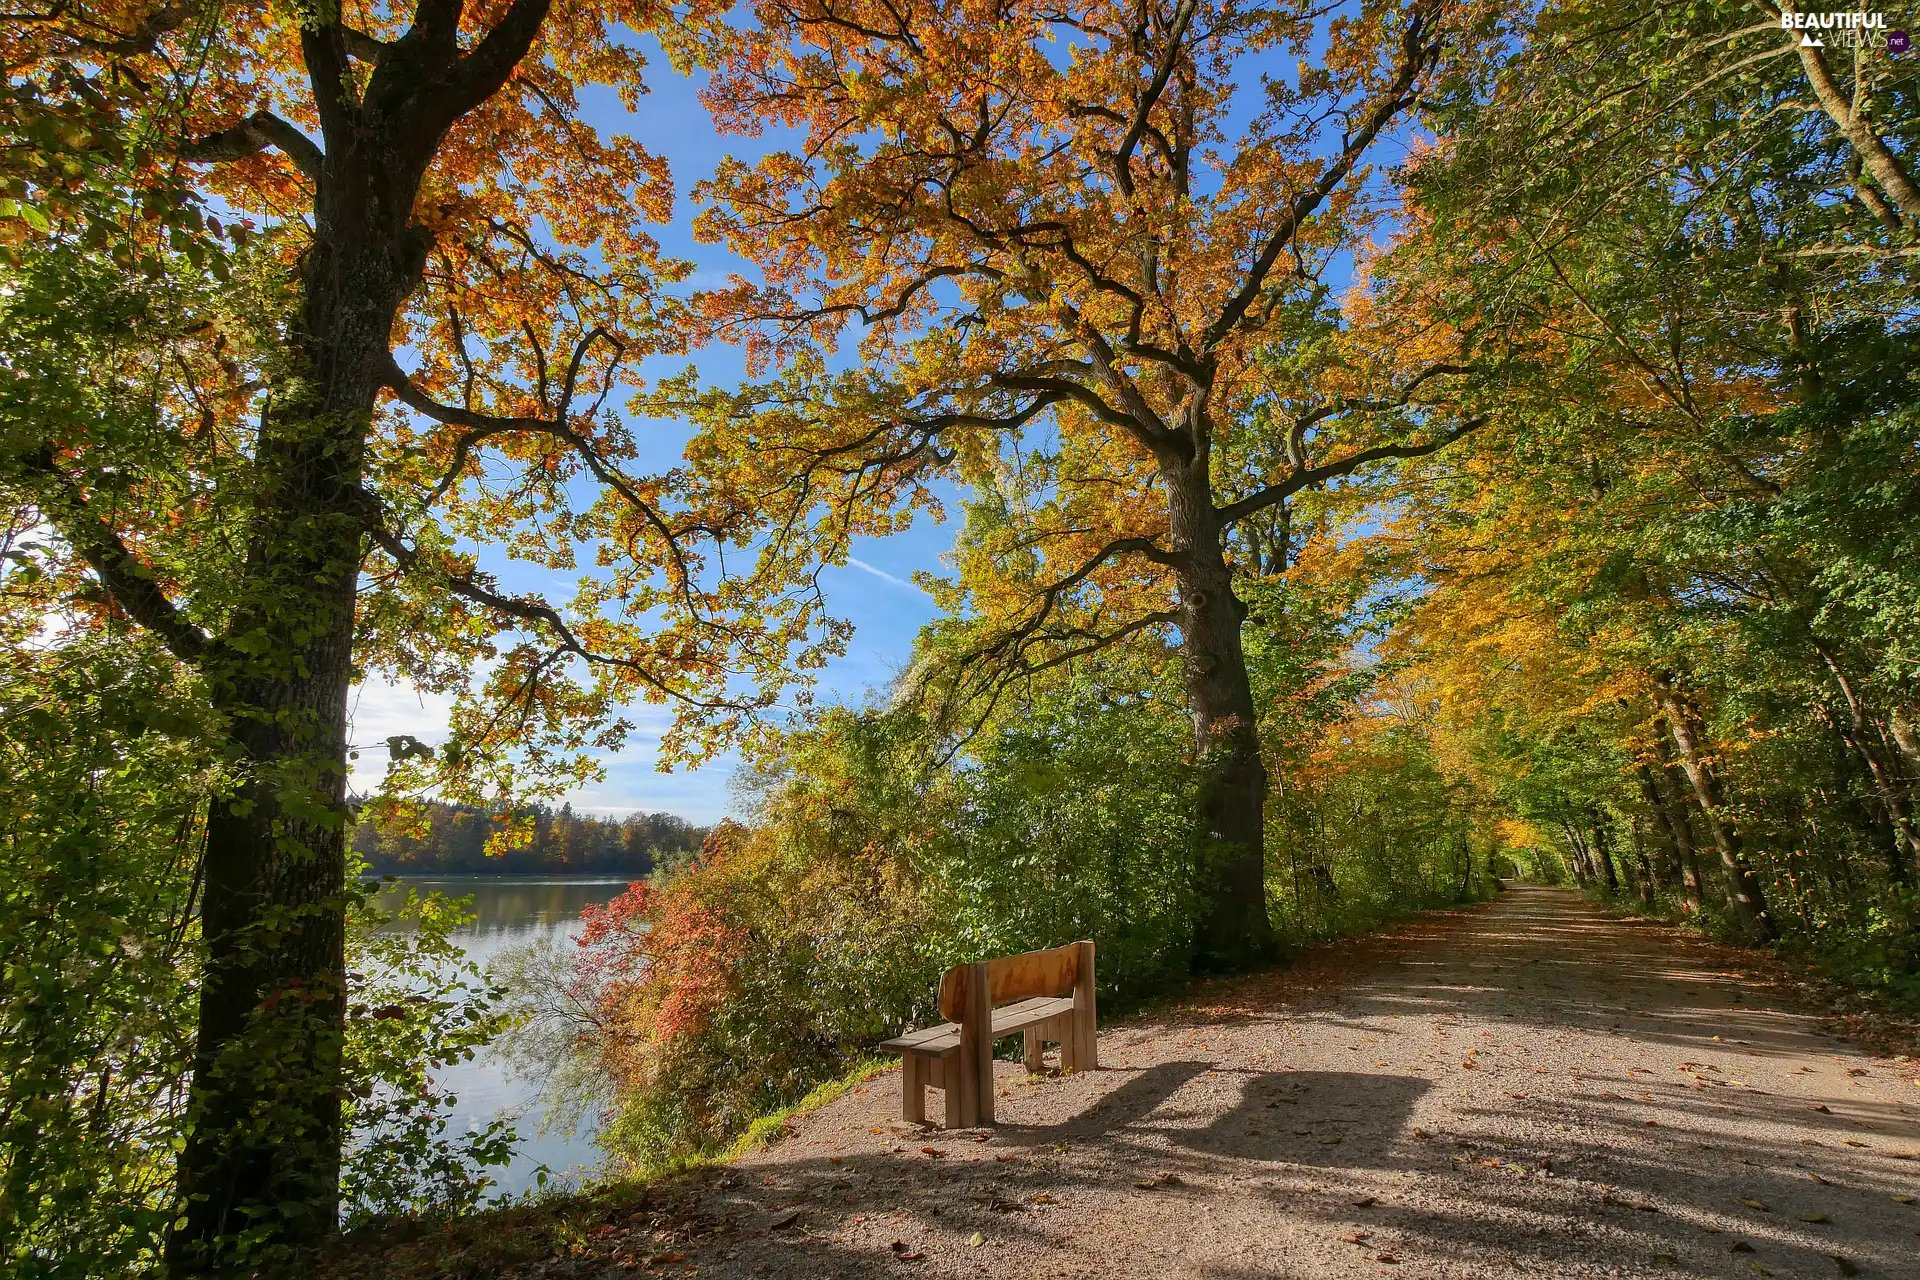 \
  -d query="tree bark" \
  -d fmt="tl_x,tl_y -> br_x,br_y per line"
1560,818 -> 1594,887
168,52 -> 448,1270
1813,645 -> 1919,882
1652,675 -> 1774,944
1165,460 -> 1274,970
1629,816 -> 1657,910
1638,759 -> 1701,914
1886,706 -> 1920,783
1590,808 -> 1620,896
